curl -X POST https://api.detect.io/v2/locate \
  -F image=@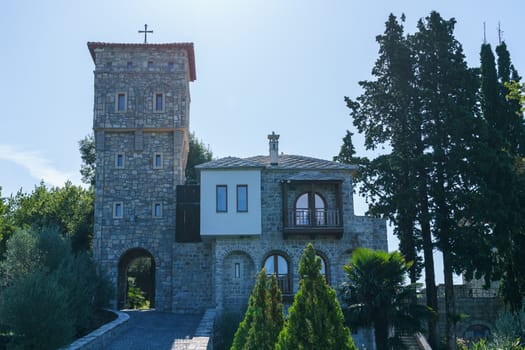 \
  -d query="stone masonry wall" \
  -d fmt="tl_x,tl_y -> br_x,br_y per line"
213,168 -> 387,311
92,45 -> 191,311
